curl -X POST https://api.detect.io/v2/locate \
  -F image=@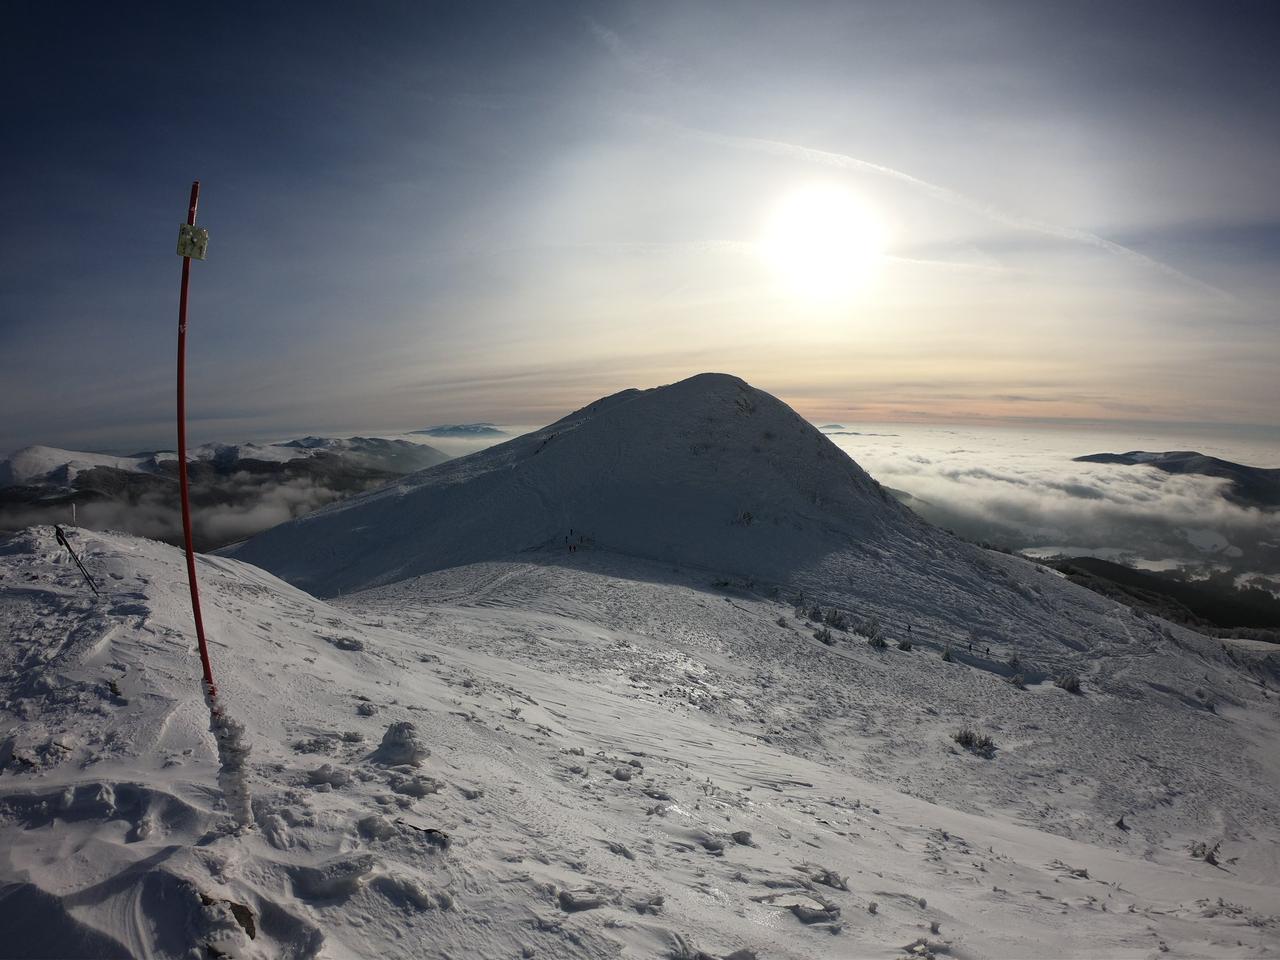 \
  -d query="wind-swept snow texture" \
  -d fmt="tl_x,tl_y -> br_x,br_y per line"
4,373 -> 1280,958
226,373 -> 922,596
3,526 -> 1280,958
